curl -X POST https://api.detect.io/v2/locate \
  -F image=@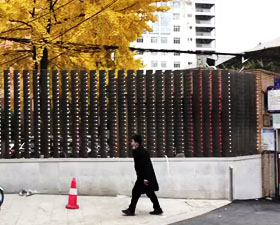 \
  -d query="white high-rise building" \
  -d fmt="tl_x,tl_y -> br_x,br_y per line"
195,0 -> 216,66
131,0 -> 216,69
